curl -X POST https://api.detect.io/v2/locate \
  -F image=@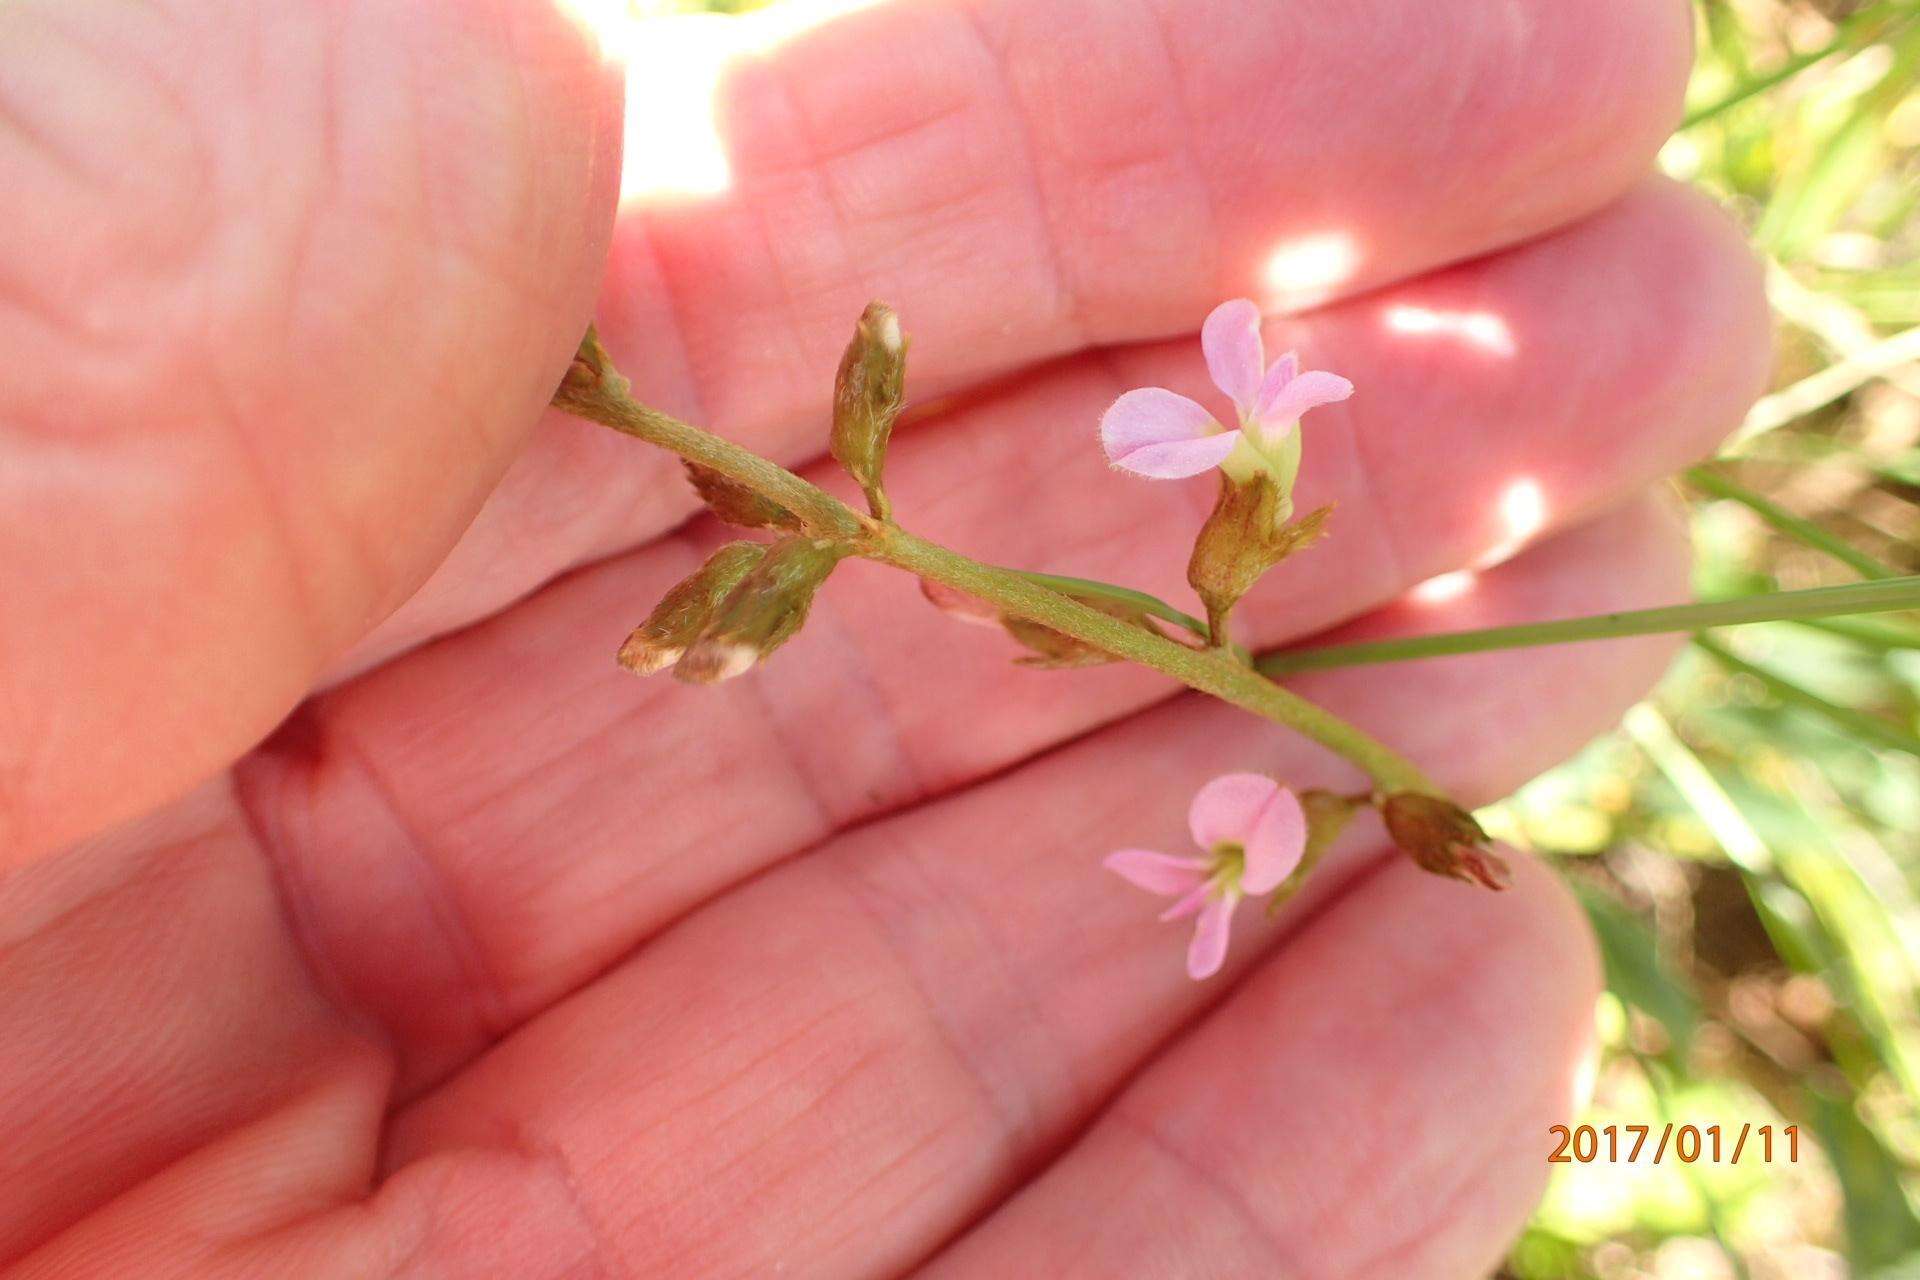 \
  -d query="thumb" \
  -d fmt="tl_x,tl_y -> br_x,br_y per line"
0,0 -> 622,862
